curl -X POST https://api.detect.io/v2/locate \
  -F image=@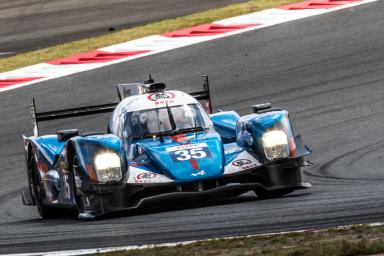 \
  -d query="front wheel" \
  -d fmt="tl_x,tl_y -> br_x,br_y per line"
31,160 -> 57,218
